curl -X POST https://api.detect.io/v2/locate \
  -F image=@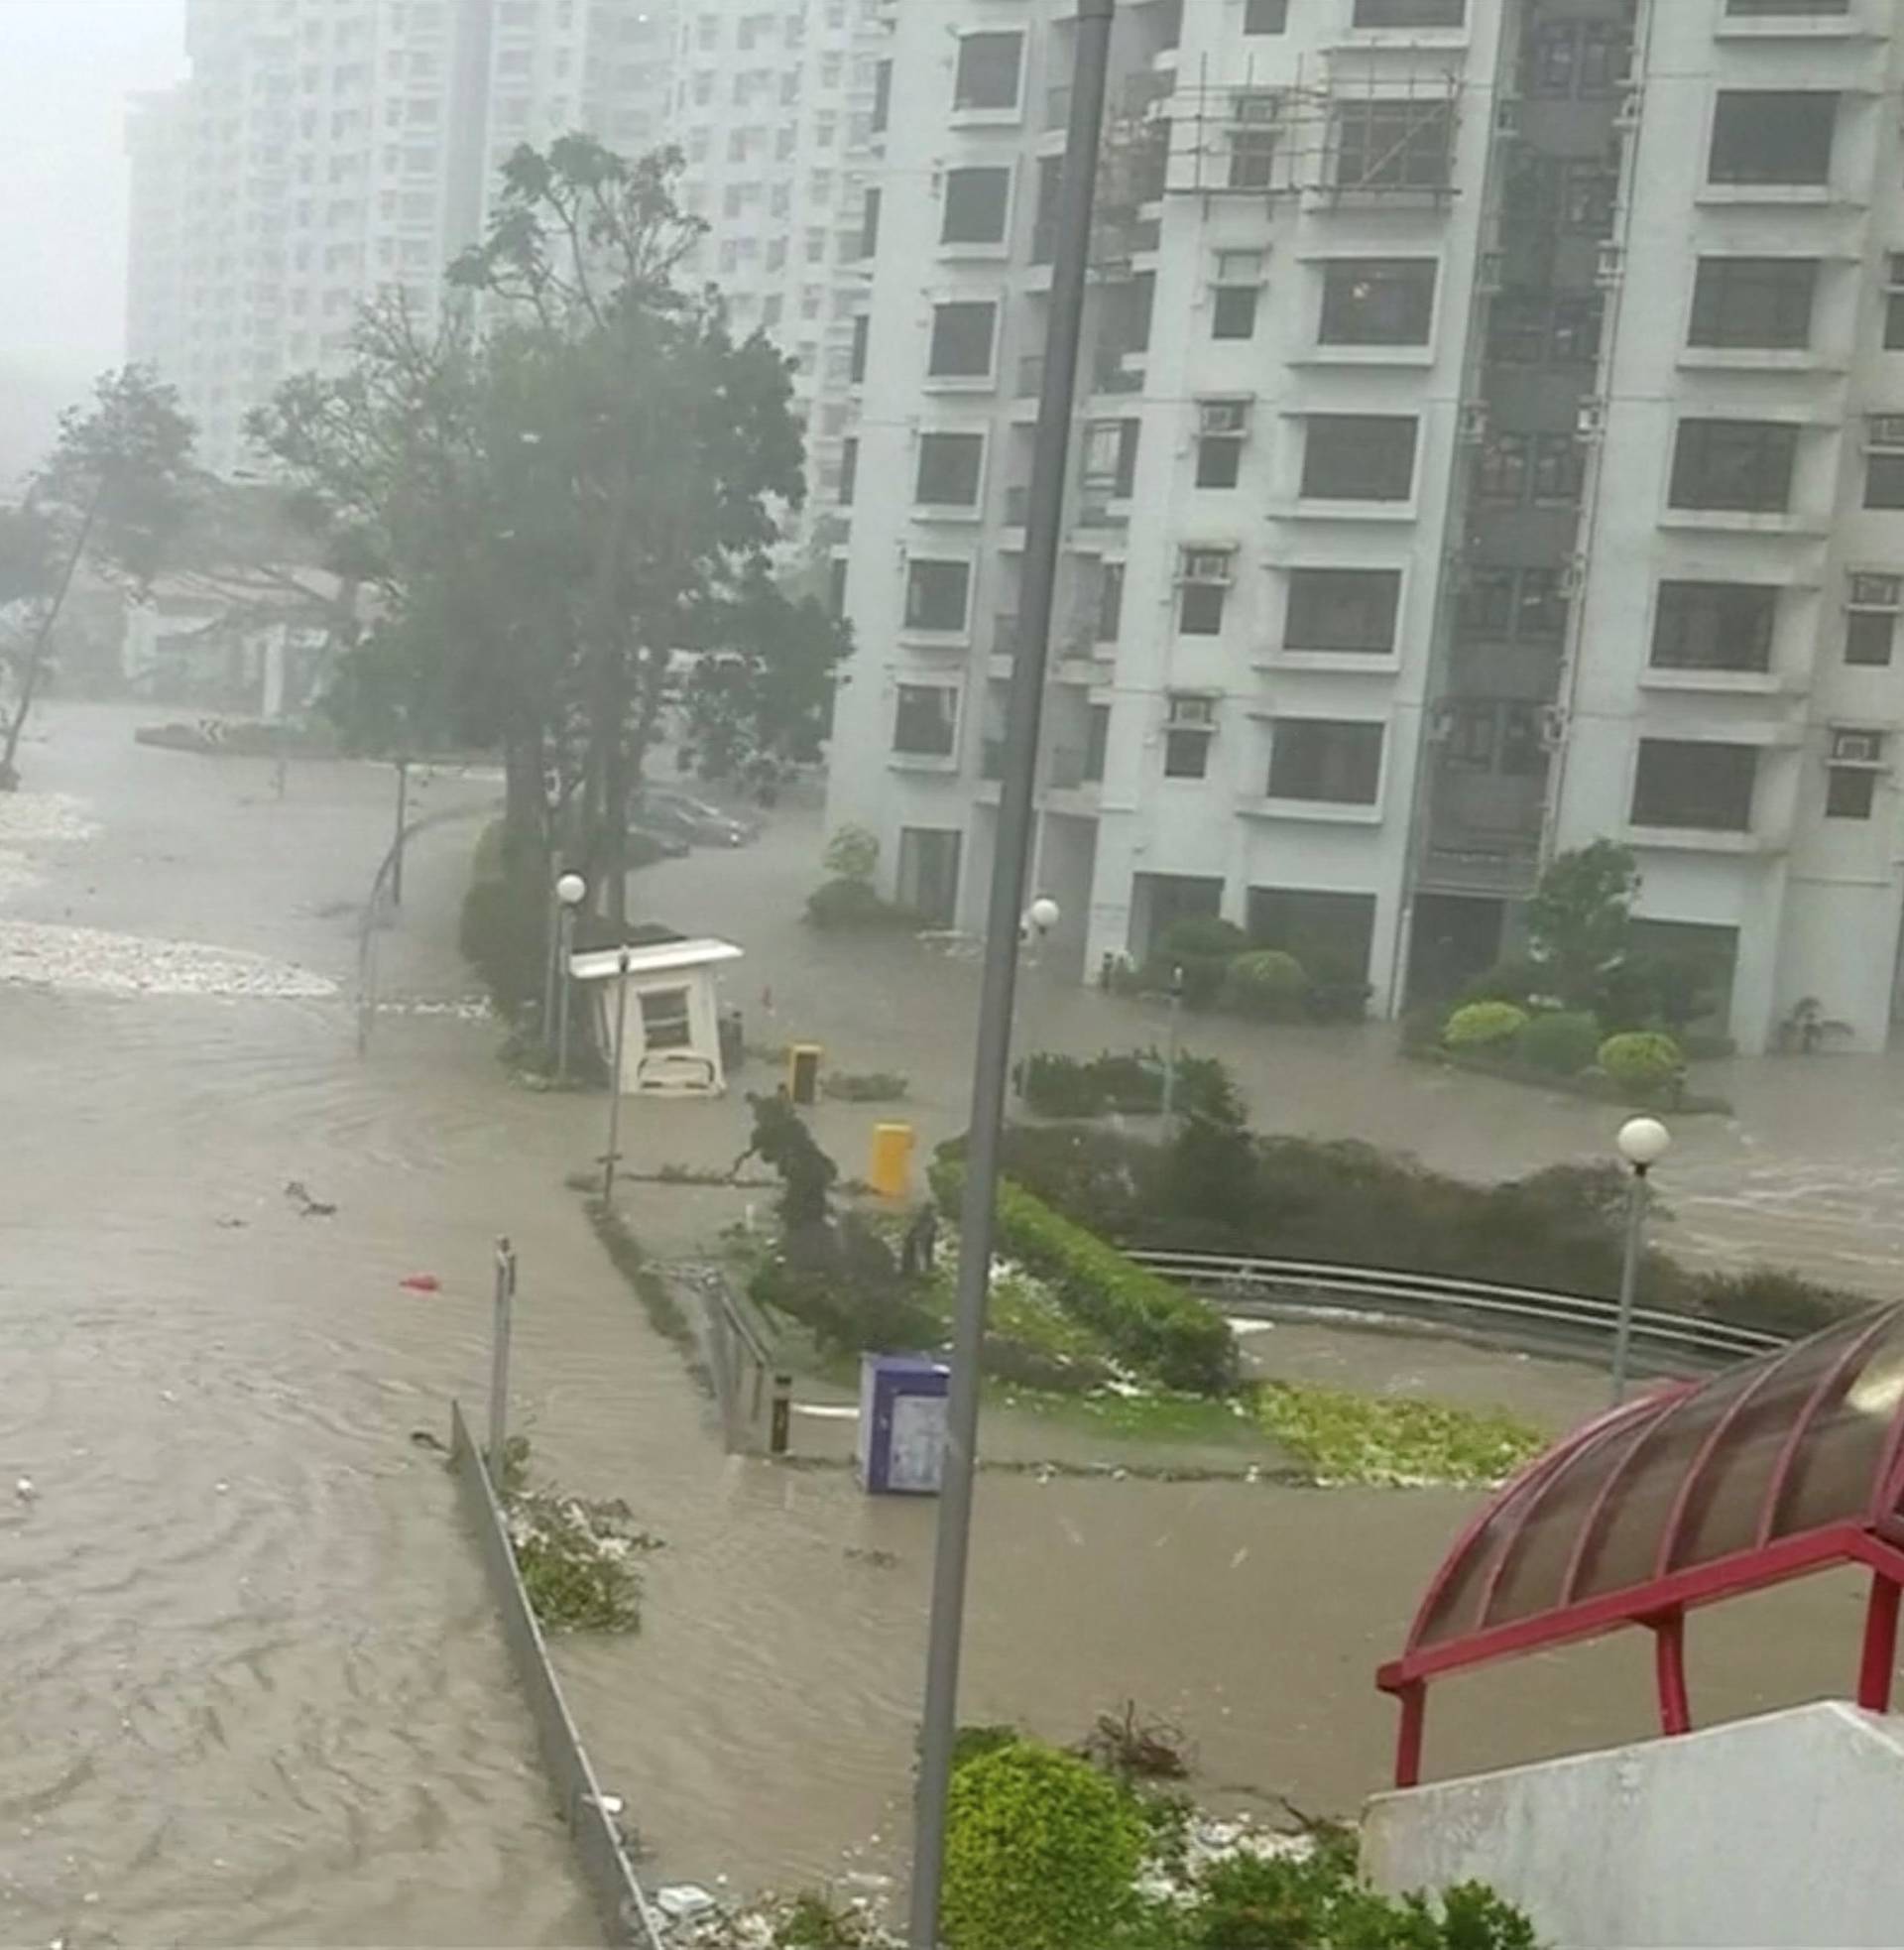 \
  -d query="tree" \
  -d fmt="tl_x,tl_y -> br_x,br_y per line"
3,367 -> 196,786
1524,841 -> 1639,1011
